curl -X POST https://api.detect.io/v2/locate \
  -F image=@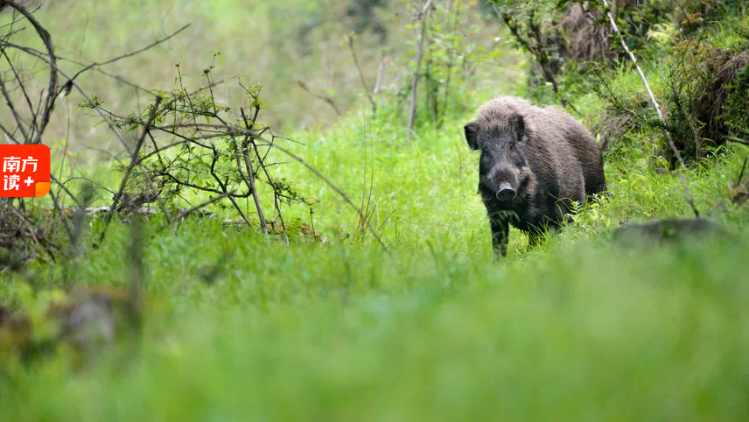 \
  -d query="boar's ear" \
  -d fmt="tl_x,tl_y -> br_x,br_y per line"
464,121 -> 480,150
511,114 -> 526,142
